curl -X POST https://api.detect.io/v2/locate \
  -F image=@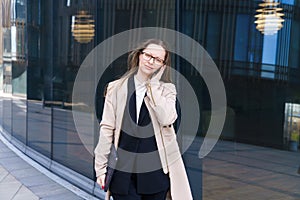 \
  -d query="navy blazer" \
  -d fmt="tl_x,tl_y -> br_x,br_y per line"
109,77 -> 169,195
